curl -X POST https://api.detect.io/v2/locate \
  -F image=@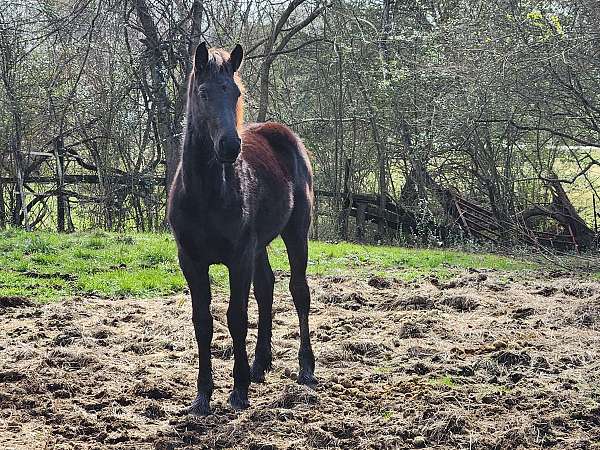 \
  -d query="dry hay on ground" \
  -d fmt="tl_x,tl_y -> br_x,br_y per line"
1,271 -> 600,449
